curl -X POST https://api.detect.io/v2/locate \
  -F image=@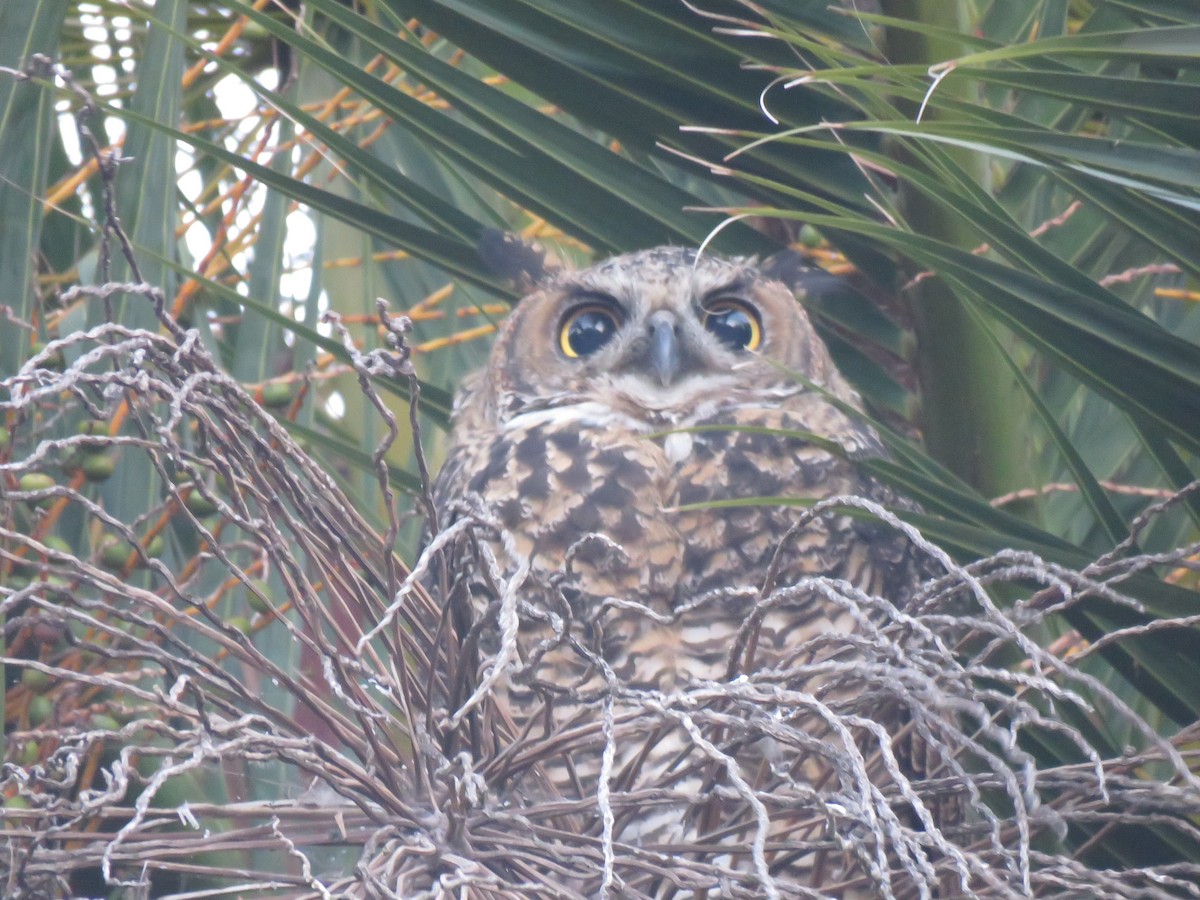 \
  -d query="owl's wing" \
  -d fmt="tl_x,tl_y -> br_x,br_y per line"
672,395 -> 910,594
